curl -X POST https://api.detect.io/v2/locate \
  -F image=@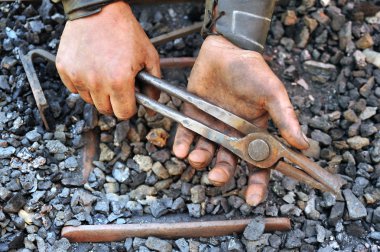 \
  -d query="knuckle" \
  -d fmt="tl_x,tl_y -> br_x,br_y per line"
97,108 -> 113,116
55,59 -> 66,74
114,111 -> 133,120
87,81 -> 100,91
